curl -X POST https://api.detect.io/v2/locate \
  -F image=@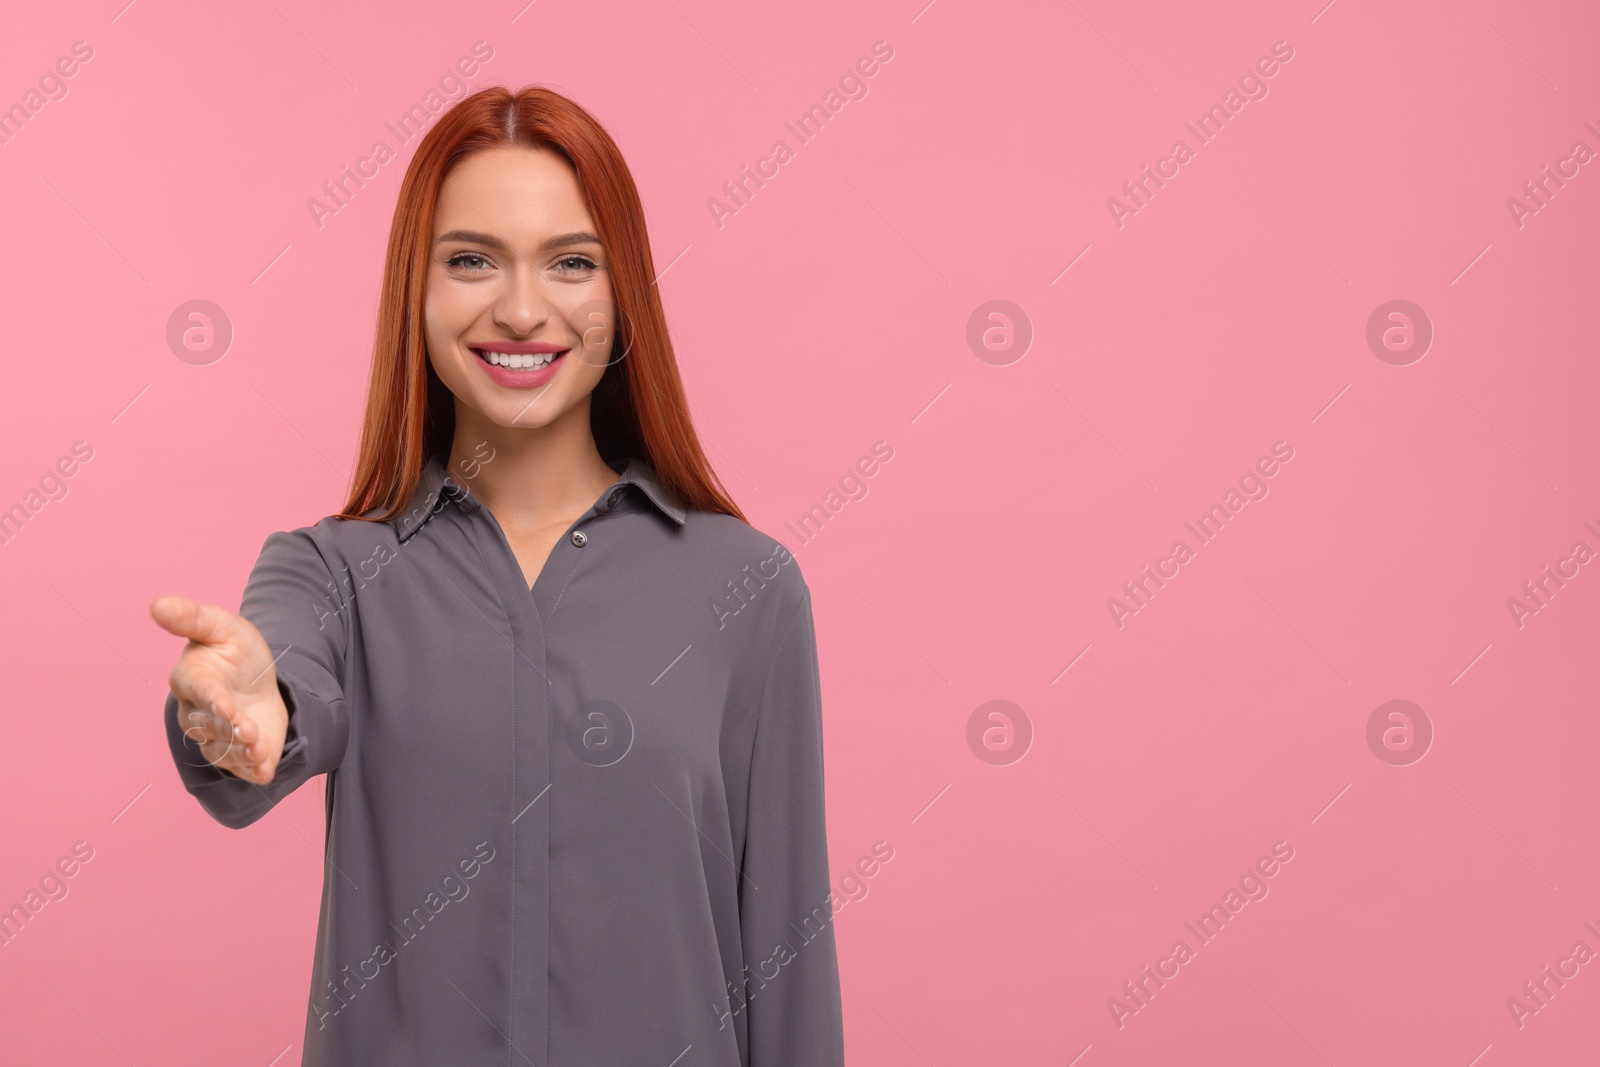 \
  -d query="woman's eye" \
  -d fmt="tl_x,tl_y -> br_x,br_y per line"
554,255 -> 598,274
446,253 -> 490,271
